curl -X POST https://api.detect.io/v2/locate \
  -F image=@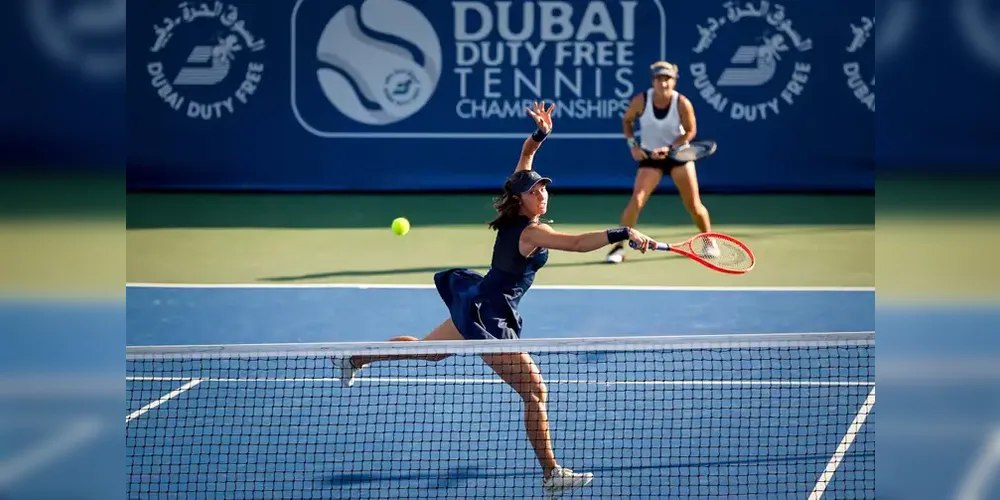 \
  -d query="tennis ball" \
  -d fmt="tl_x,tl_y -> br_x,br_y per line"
391,217 -> 410,236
